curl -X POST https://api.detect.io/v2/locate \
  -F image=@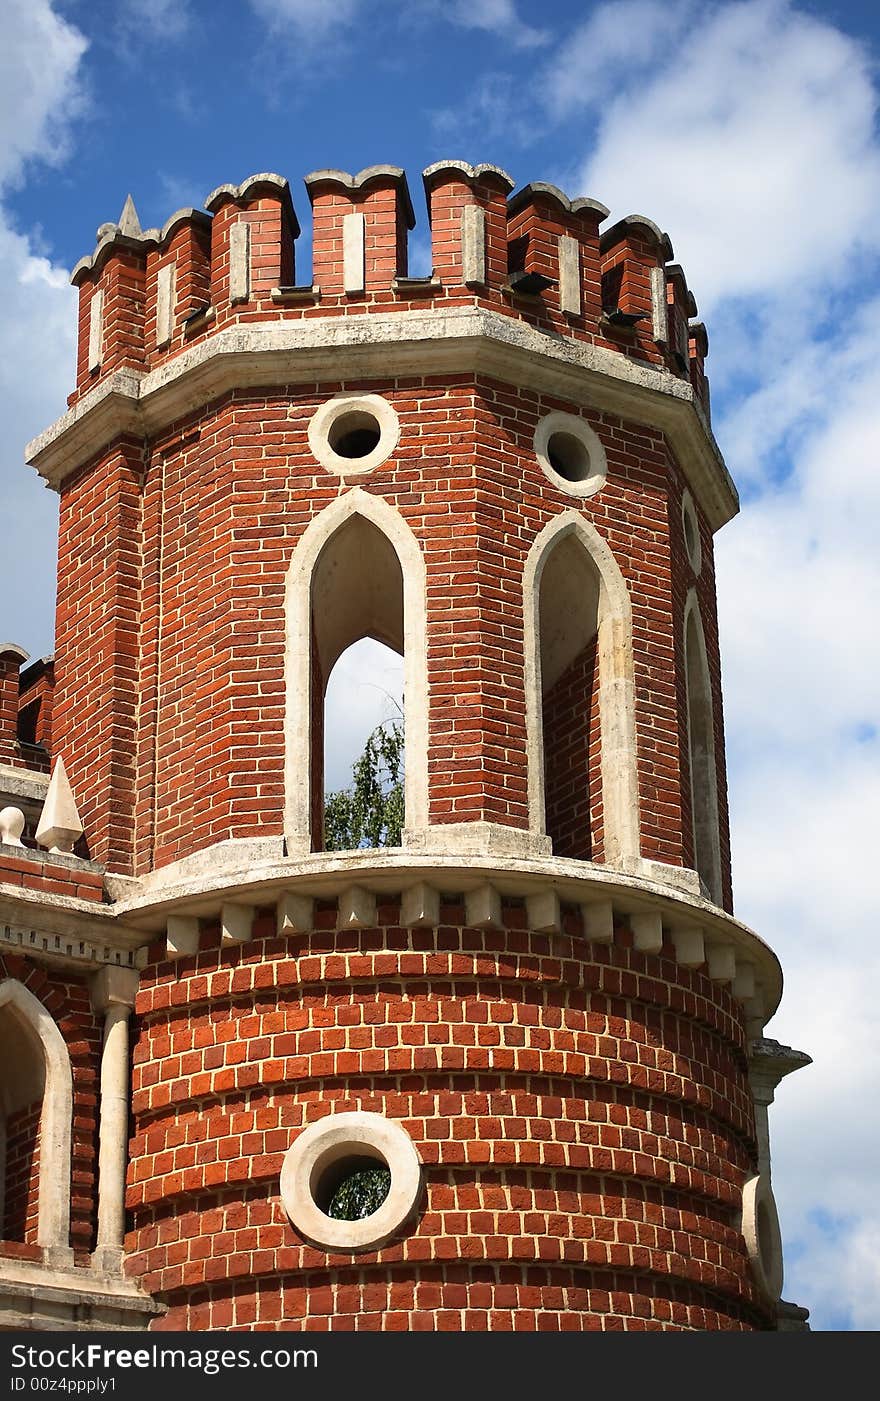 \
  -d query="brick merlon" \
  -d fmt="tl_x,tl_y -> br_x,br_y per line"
303,166 -> 415,228
507,182 -> 610,221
